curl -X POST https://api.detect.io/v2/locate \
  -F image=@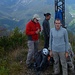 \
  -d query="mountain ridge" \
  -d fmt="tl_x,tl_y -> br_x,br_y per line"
0,0 -> 75,33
